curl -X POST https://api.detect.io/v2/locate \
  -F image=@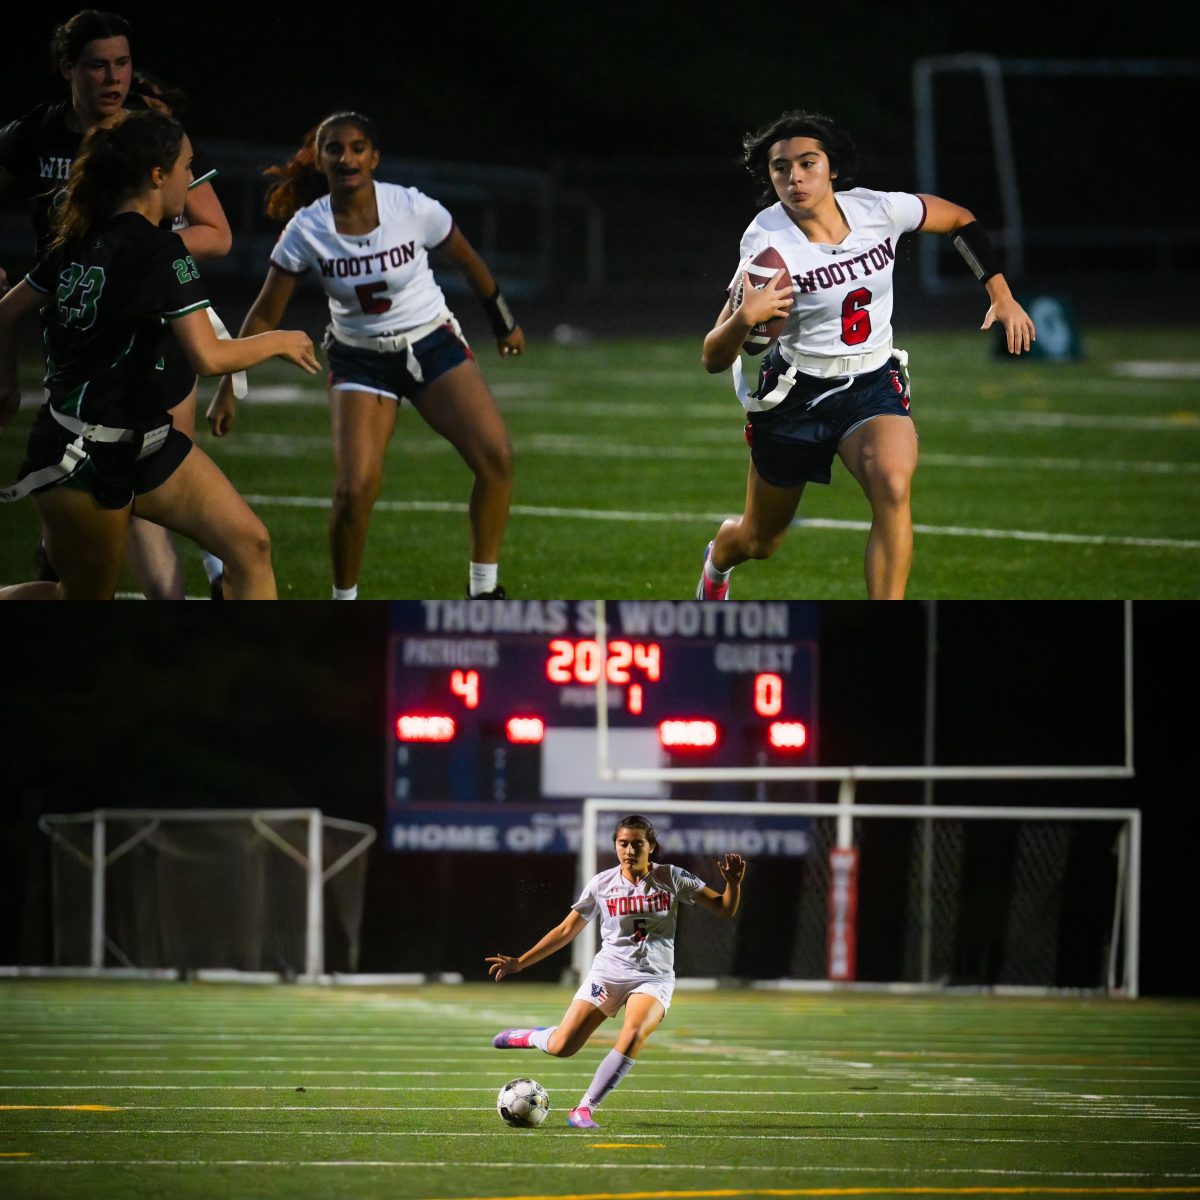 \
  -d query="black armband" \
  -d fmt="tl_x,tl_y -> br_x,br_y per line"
949,221 -> 1002,285
483,288 -> 517,338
